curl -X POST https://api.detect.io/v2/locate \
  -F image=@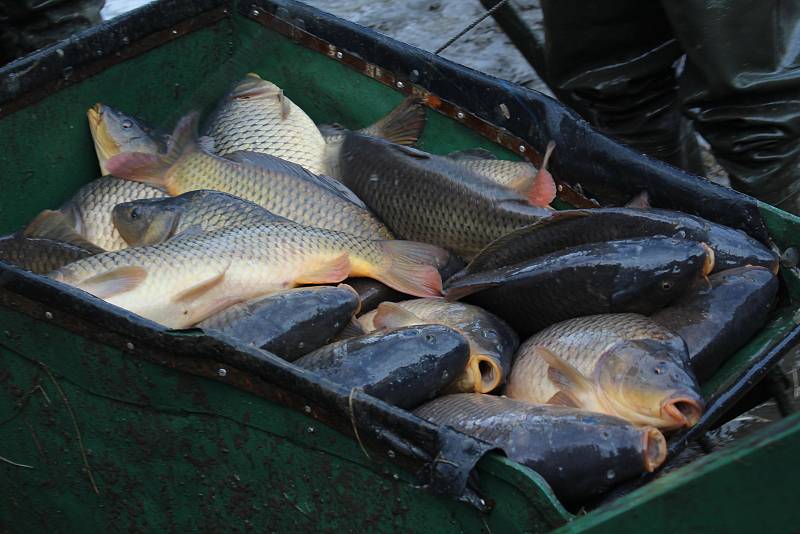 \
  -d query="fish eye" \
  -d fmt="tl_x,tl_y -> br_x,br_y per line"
121,119 -> 133,129
654,366 -> 663,375
130,207 -> 140,220
660,280 -> 673,292
482,329 -> 497,339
